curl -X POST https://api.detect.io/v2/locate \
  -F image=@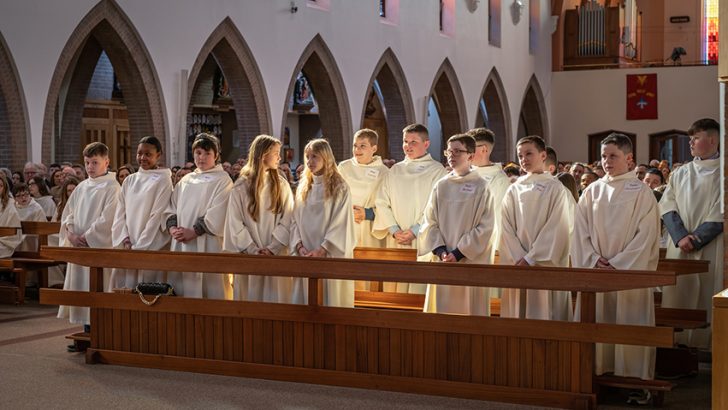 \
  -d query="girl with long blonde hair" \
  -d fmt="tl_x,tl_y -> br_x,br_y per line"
290,138 -> 356,307
223,135 -> 295,303
0,175 -> 21,259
